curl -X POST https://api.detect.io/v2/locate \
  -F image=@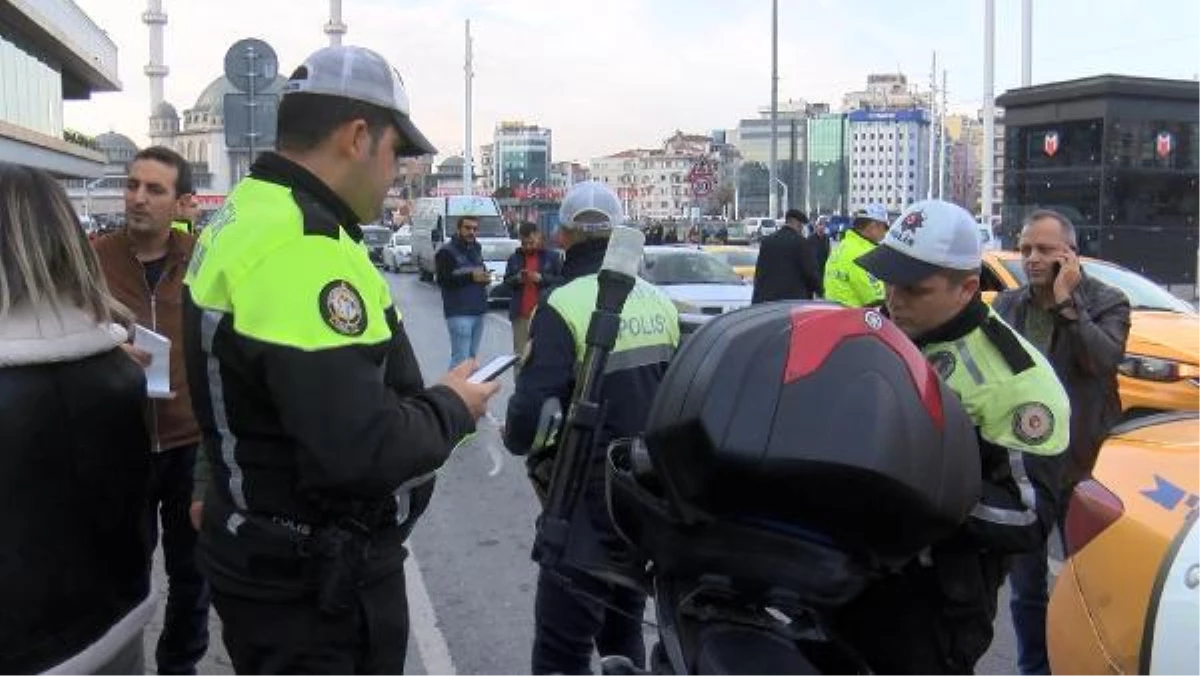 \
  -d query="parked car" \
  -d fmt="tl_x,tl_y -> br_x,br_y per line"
641,246 -> 752,316
481,239 -> 521,307
1048,411 -> 1198,675
702,245 -> 759,282
981,251 -> 1199,417
743,217 -> 778,241
361,224 -> 392,267
382,230 -> 413,272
